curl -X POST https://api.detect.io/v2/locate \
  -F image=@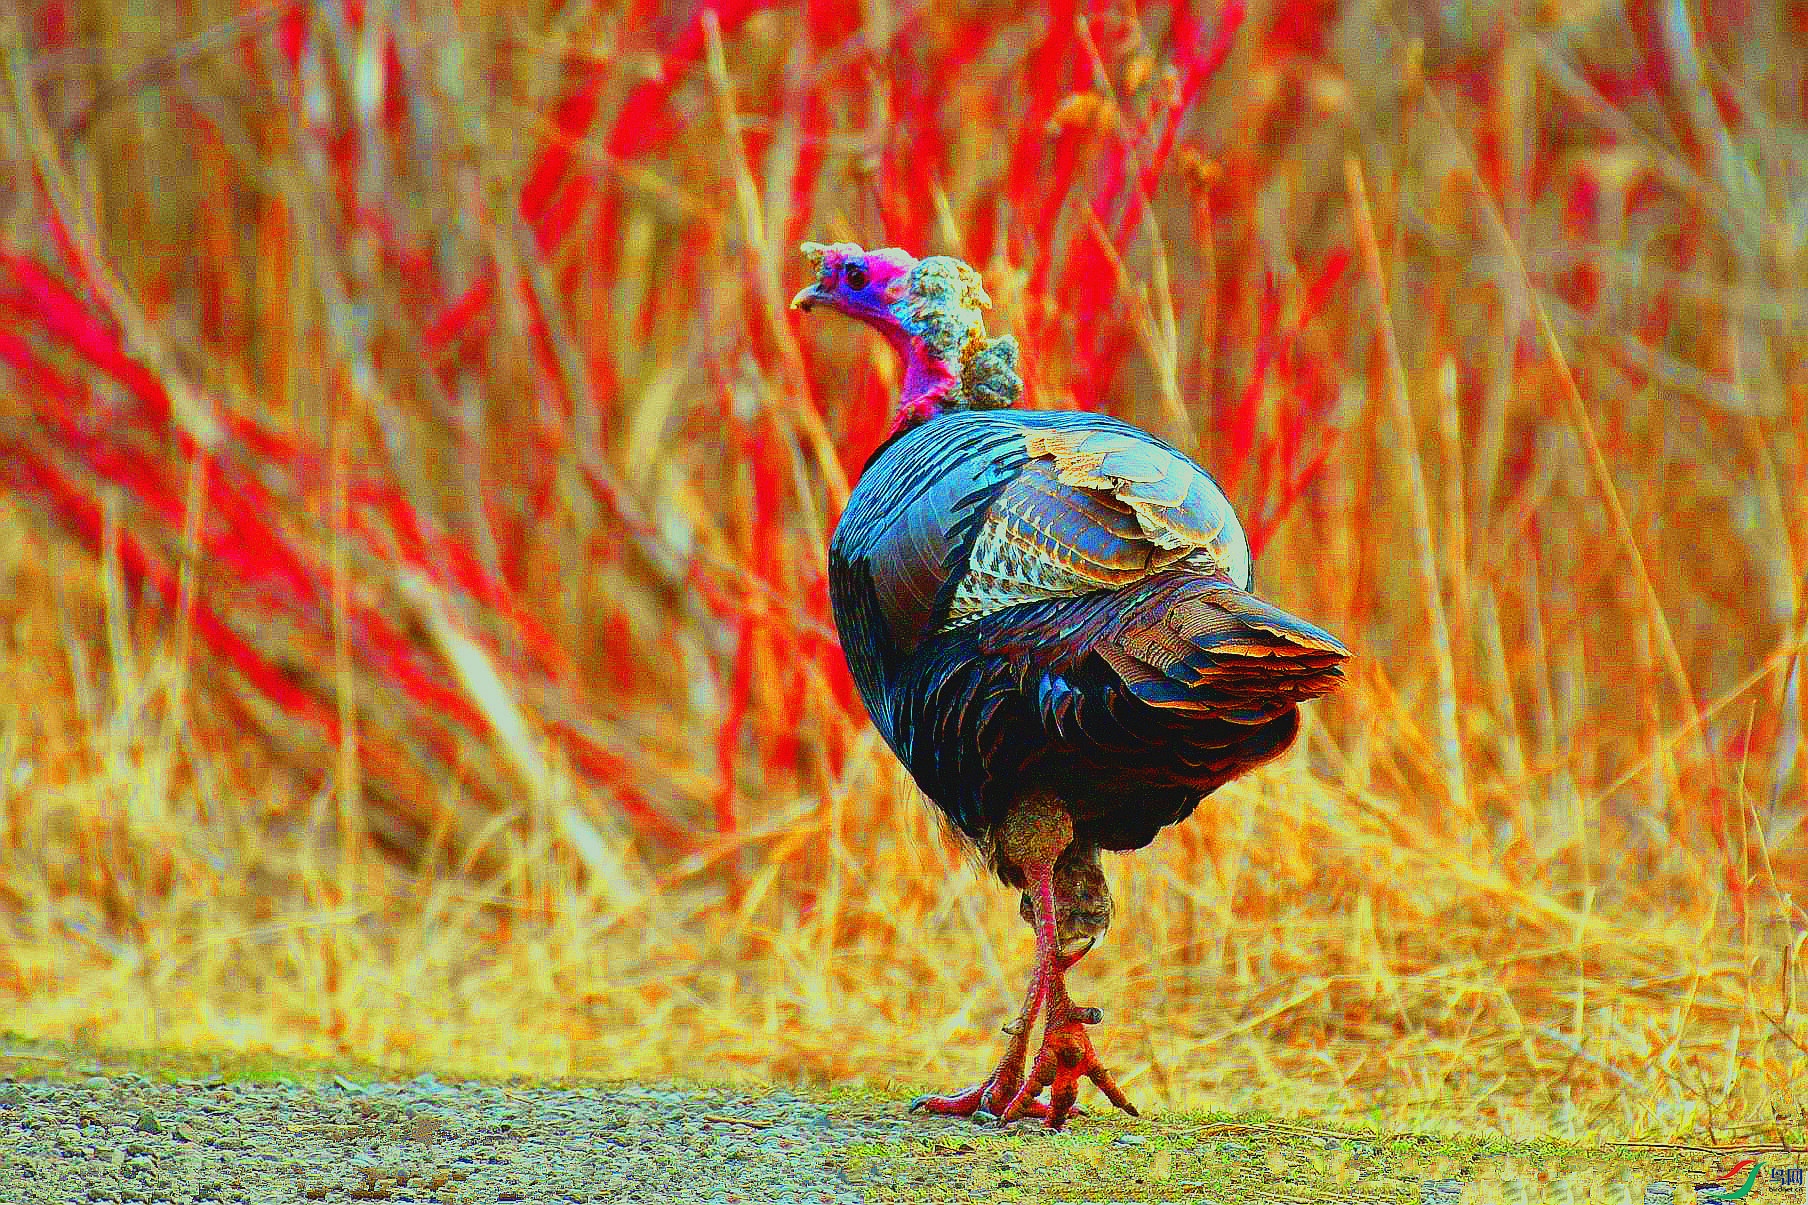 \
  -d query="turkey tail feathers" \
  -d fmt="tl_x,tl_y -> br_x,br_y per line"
1096,579 -> 1348,722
